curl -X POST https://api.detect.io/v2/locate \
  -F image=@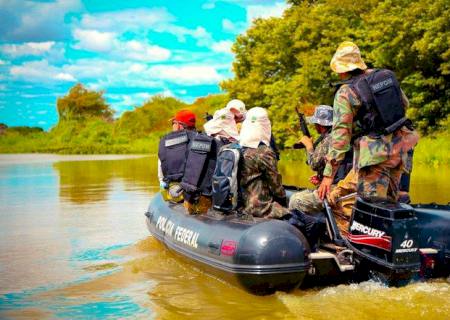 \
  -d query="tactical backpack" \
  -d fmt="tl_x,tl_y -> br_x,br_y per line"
211,143 -> 242,212
181,133 -> 217,201
349,69 -> 407,135
158,130 -> 193,184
